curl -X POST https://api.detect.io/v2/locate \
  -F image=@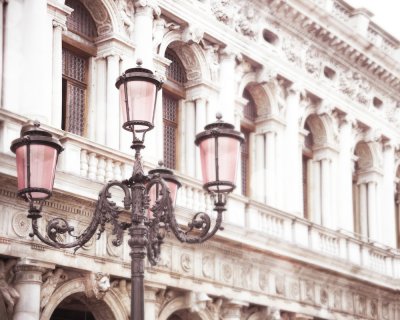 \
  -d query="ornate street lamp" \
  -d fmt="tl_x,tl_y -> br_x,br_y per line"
10,62 -> 244,320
